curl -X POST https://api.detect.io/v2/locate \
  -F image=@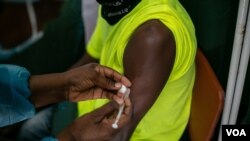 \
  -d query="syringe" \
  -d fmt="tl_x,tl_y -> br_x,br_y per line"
112,85 -> 130,129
